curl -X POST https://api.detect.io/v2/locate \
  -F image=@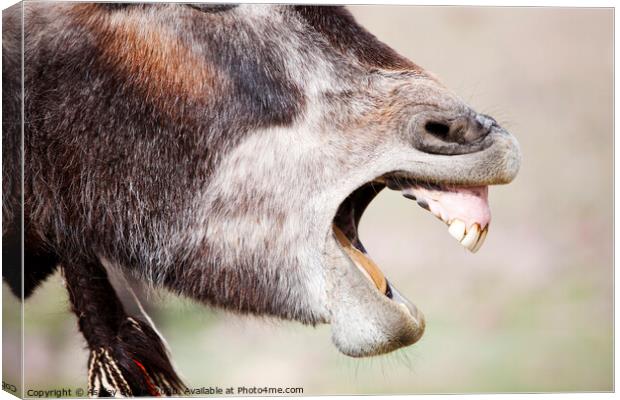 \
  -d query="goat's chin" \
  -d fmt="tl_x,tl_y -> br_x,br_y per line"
324,235 -> 425,357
